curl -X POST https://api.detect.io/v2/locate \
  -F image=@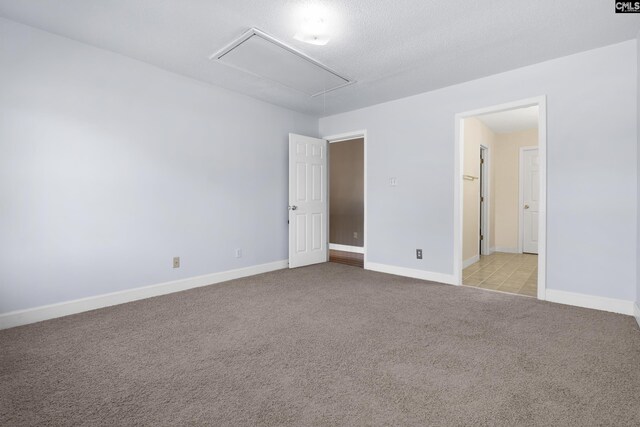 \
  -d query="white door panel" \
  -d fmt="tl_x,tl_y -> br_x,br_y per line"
523,149 -> 539,254
289,134 -> 327,268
